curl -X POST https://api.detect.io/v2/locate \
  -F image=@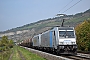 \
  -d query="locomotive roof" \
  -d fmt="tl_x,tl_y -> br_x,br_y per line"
58,27 -> 74,30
